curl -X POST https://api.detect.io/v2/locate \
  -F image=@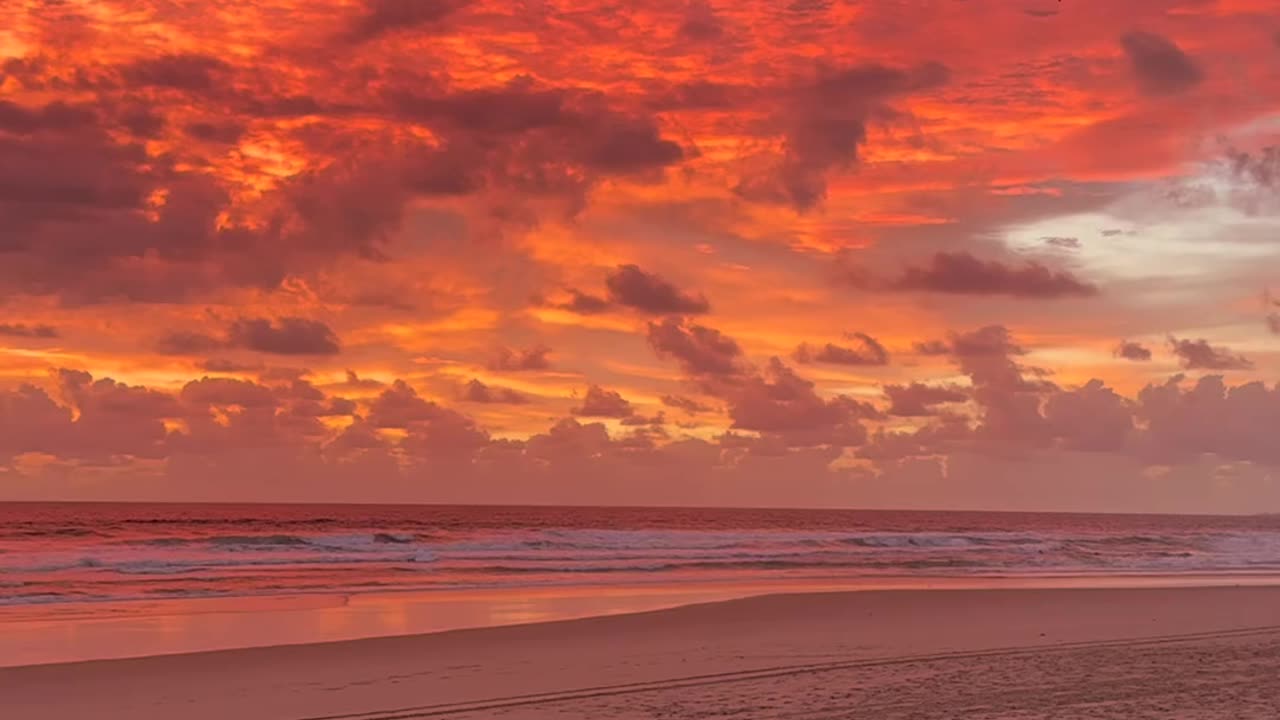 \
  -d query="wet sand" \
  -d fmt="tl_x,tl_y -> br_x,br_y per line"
5,585 -> 1280,719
